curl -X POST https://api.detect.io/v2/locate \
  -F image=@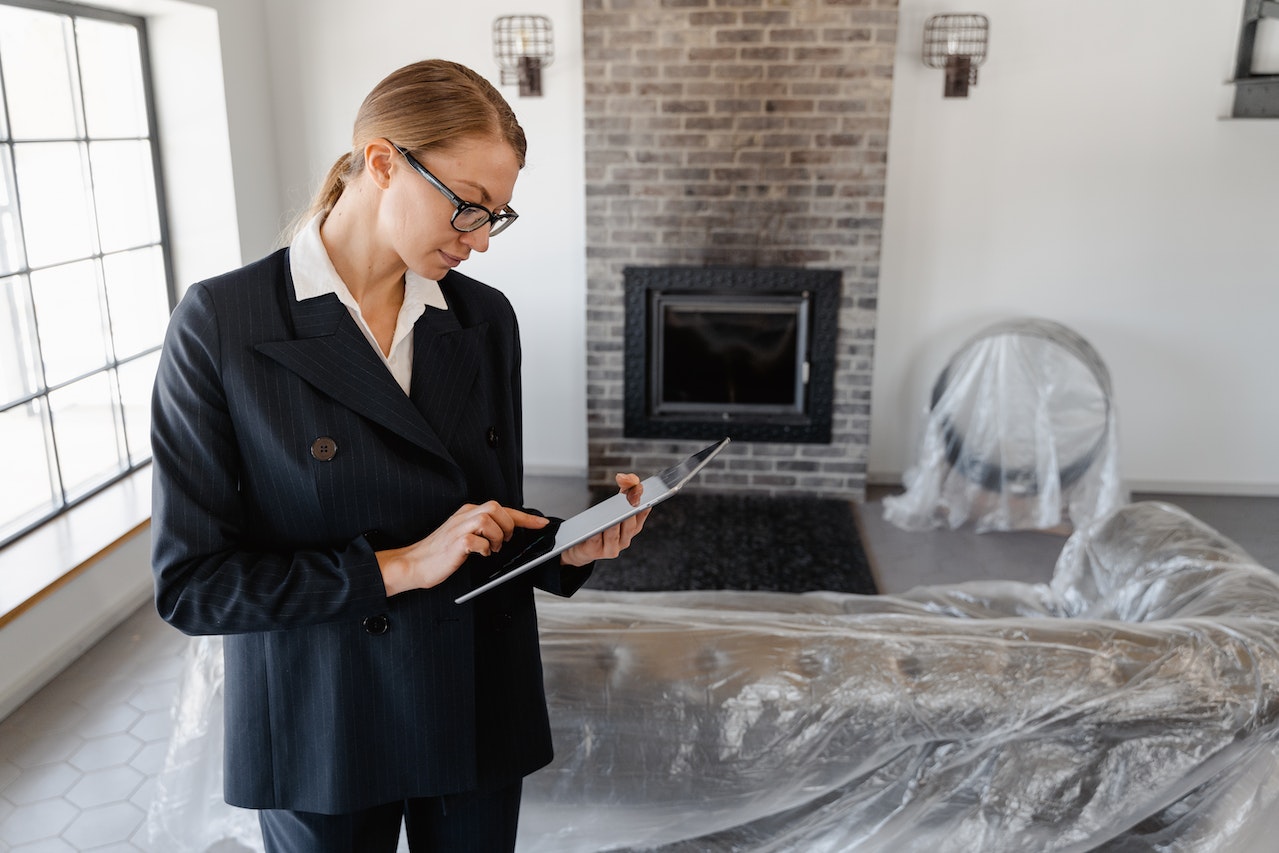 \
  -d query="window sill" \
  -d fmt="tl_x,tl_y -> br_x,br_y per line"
0,467 -> 152,629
